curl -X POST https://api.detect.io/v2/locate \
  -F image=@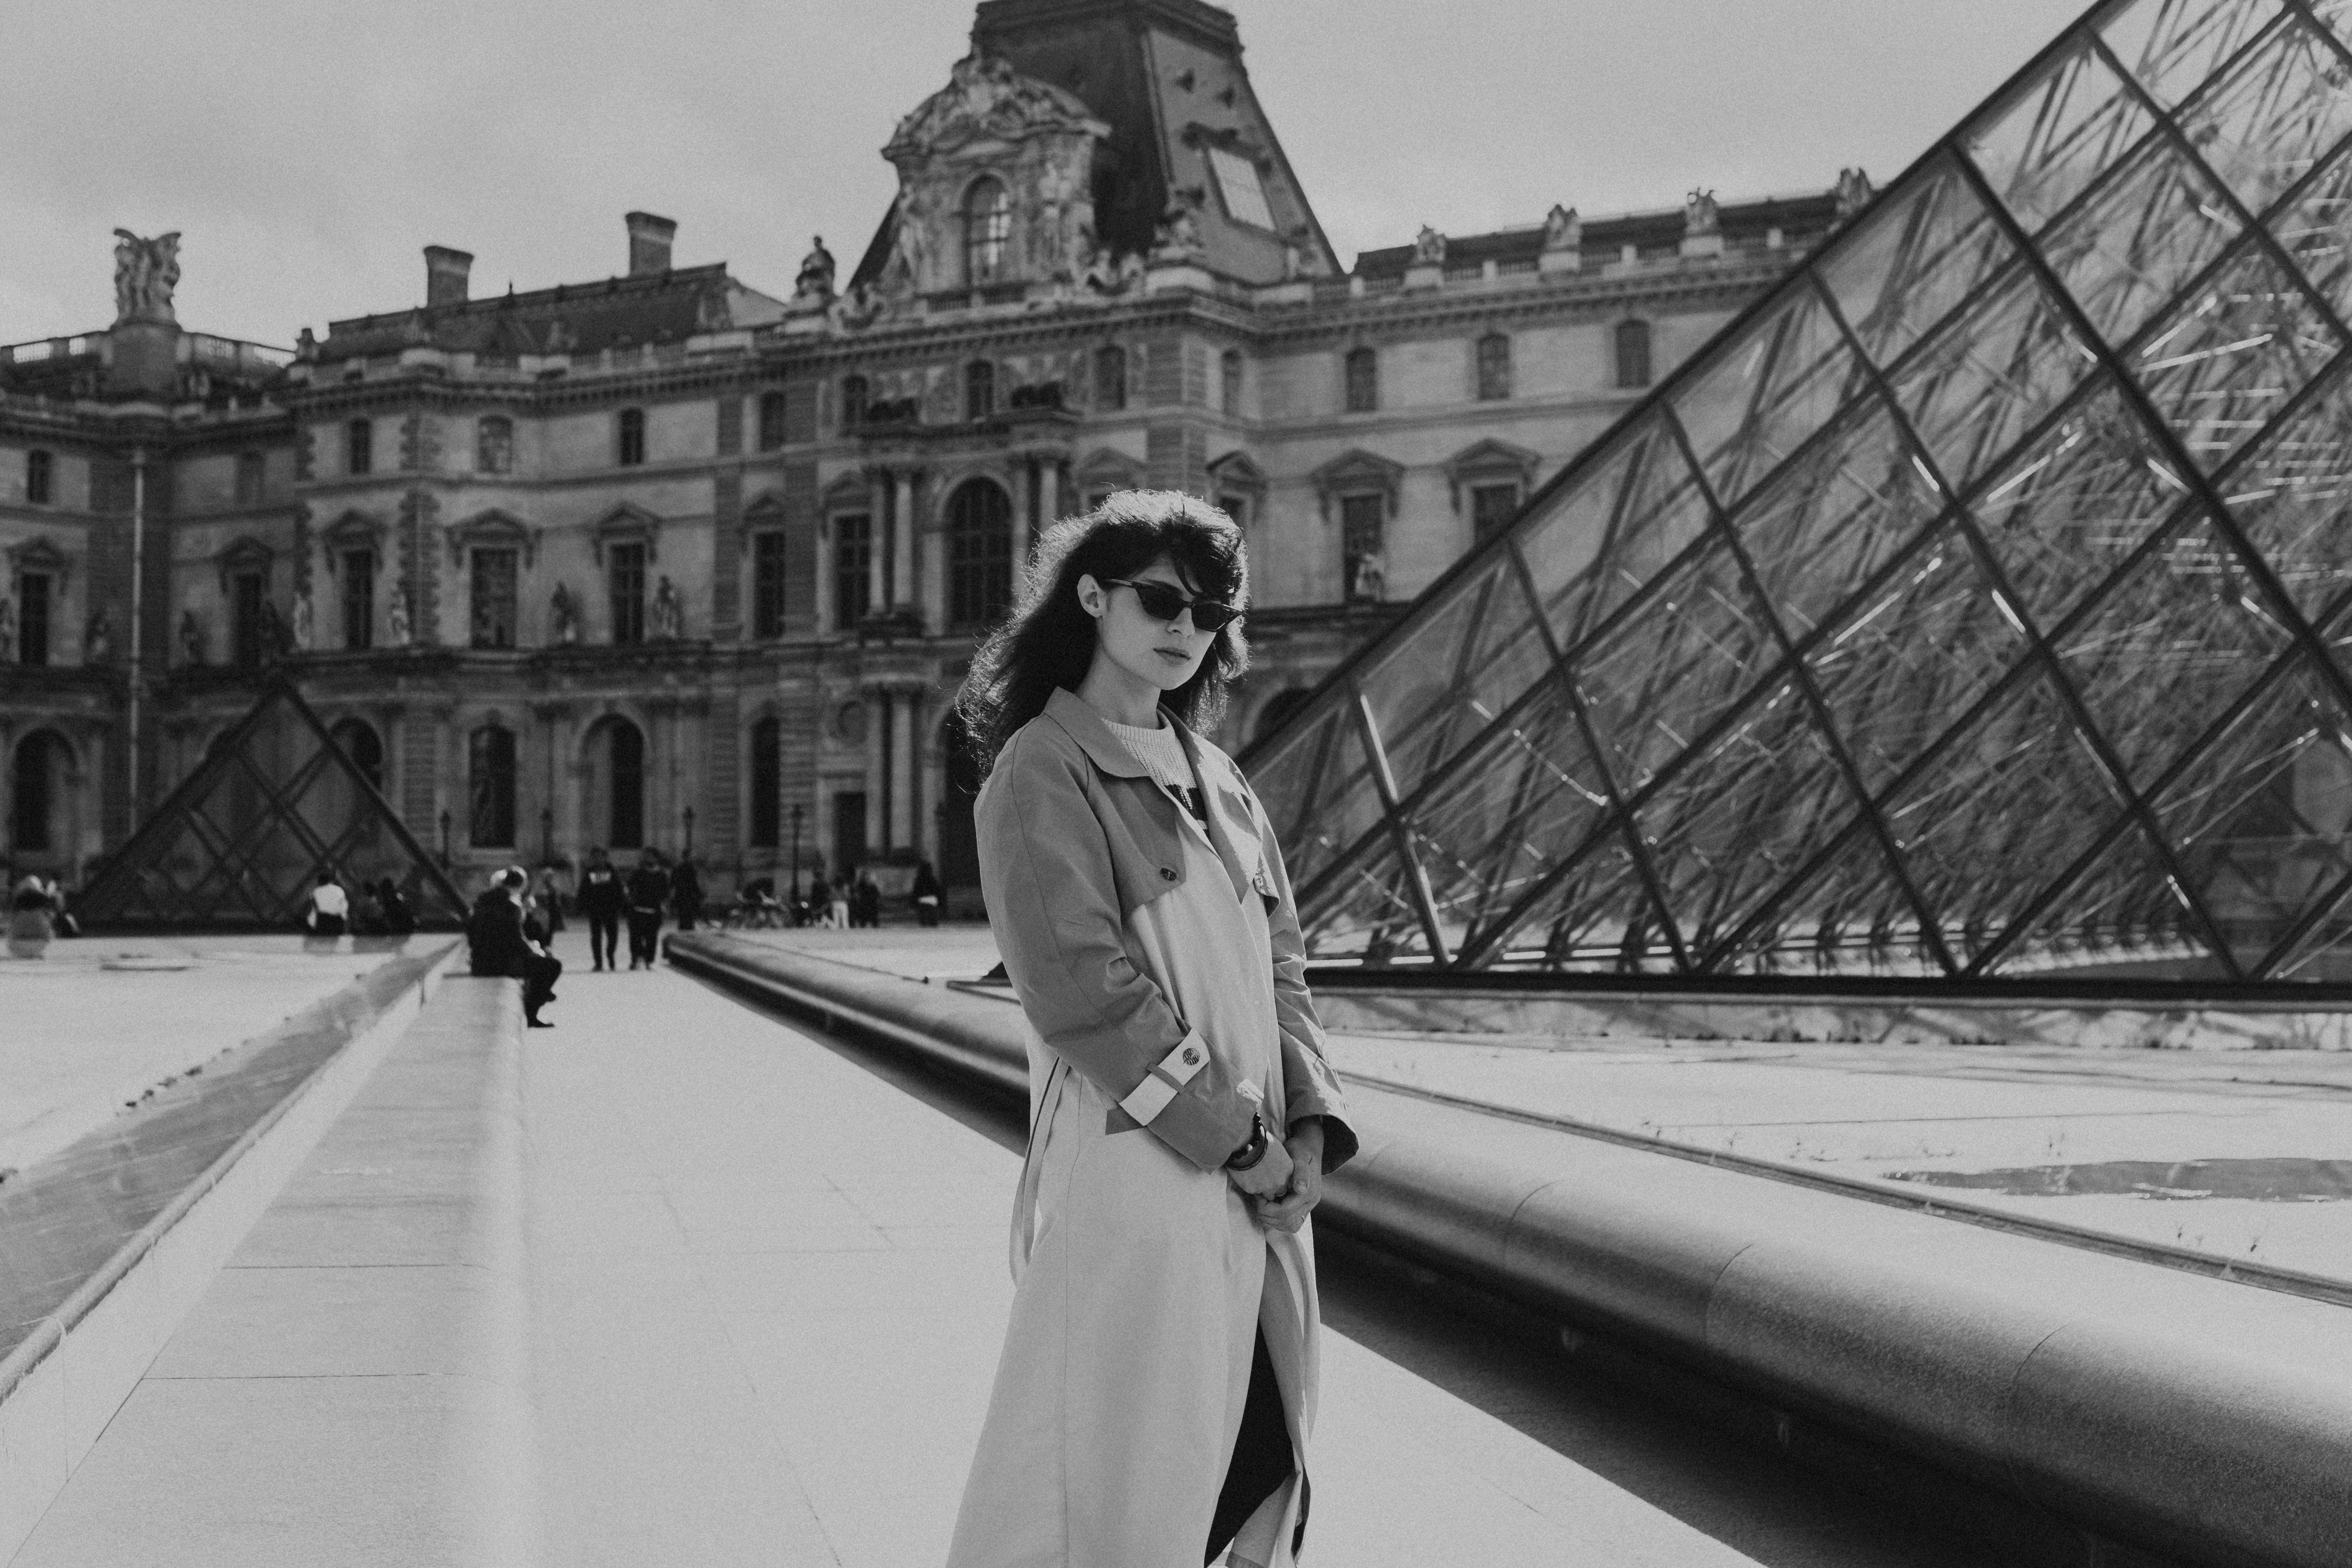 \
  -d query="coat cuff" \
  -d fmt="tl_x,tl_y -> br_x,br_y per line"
1116,1031 -> 1211,1124
1286,1098 -> 1359,1174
